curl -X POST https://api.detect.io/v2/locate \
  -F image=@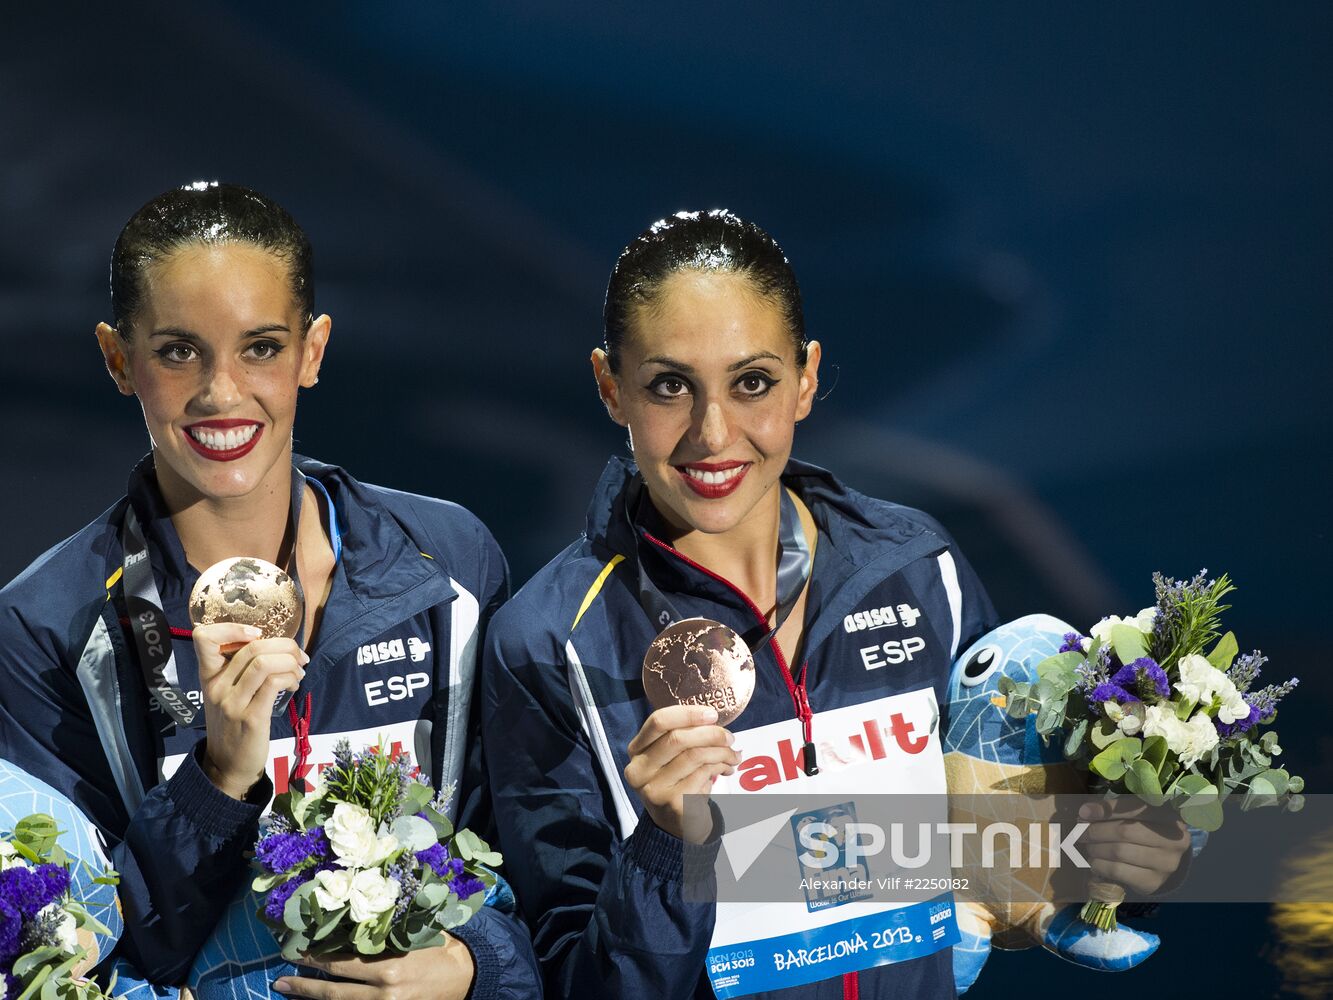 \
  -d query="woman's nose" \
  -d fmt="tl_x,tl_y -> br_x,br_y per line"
198,363 -> 243,411
694,400 -> 730,453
